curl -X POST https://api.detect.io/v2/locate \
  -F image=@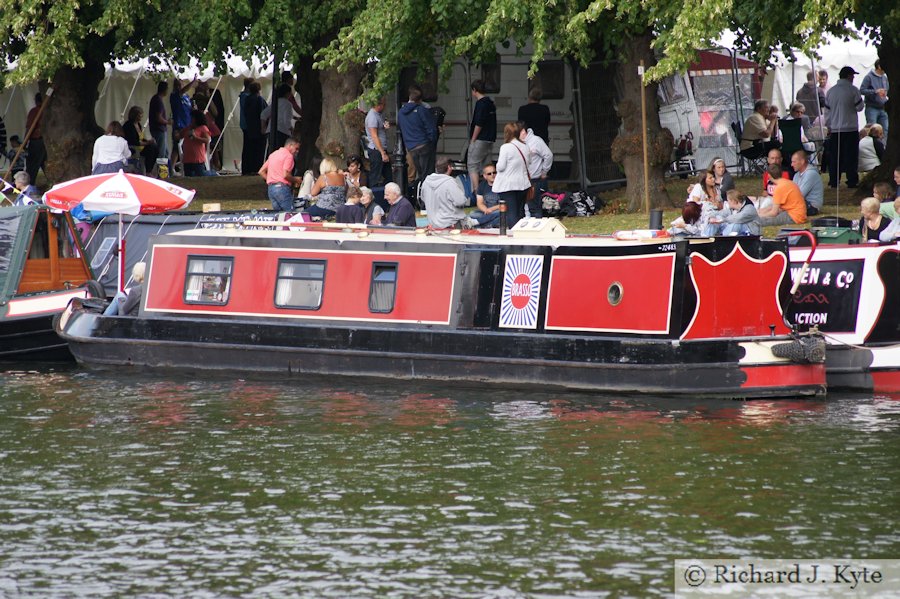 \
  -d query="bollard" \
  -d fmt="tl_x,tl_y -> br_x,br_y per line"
649,208 -> 663,230
499,200 -> 508,236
